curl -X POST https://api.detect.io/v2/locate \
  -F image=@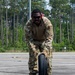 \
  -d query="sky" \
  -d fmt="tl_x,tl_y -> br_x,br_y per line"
45,0 -> 52,10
